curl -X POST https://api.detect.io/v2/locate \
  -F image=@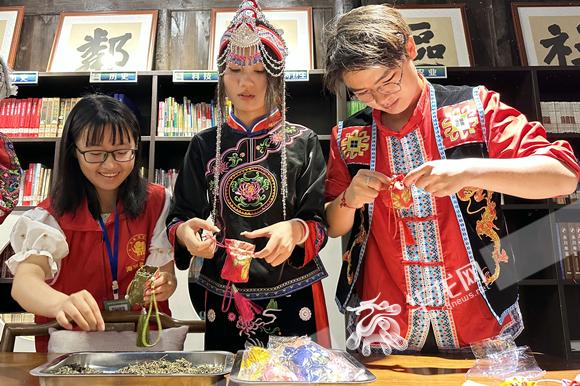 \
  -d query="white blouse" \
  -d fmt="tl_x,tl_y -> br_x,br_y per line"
6,189 -> 174,280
